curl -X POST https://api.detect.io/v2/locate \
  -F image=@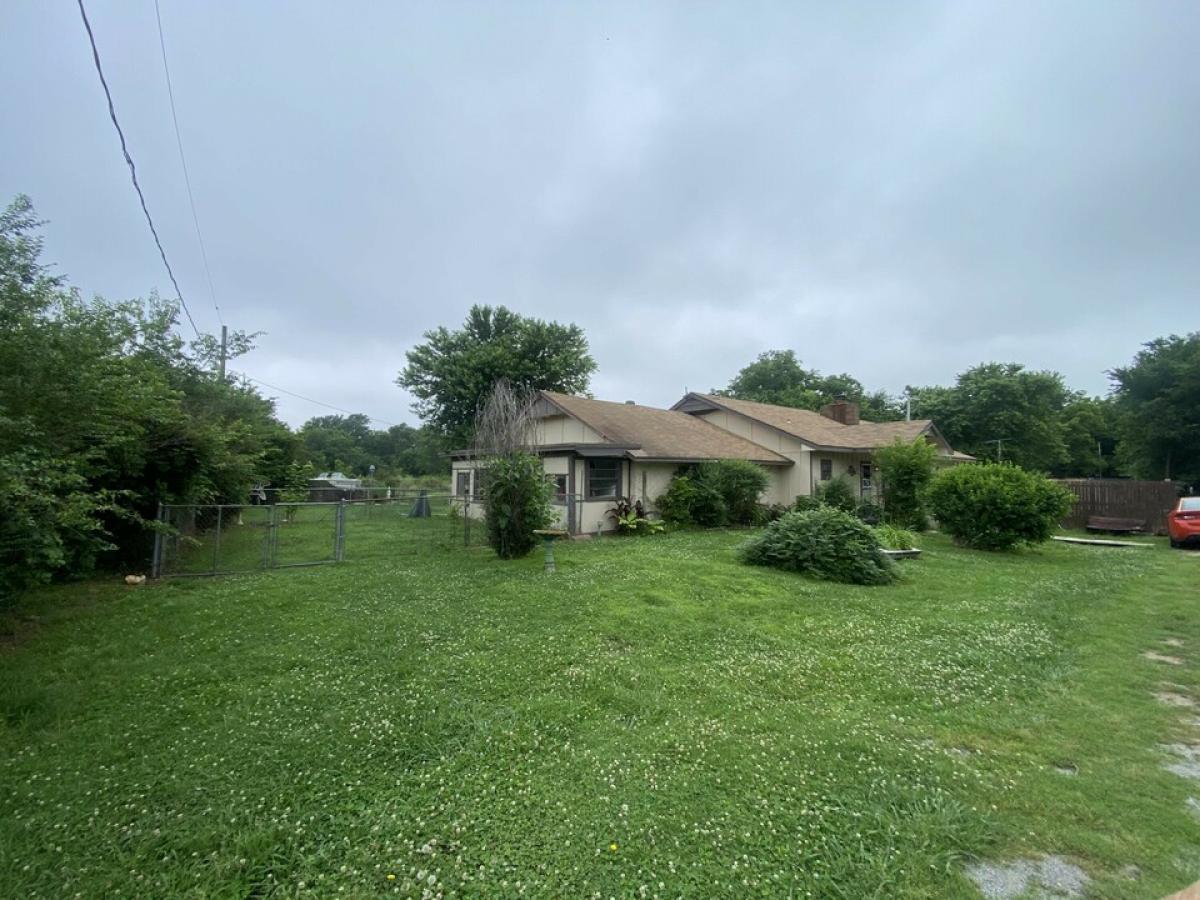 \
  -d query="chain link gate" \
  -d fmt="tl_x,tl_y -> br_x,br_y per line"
153,502 -> 346,577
